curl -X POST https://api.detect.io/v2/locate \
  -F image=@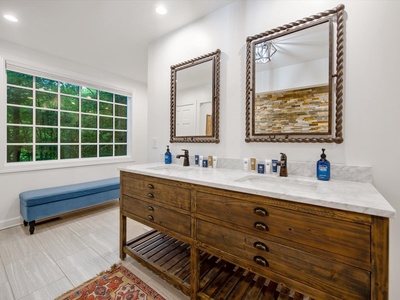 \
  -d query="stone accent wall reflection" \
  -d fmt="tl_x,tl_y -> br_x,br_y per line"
255,85 -> 329,134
